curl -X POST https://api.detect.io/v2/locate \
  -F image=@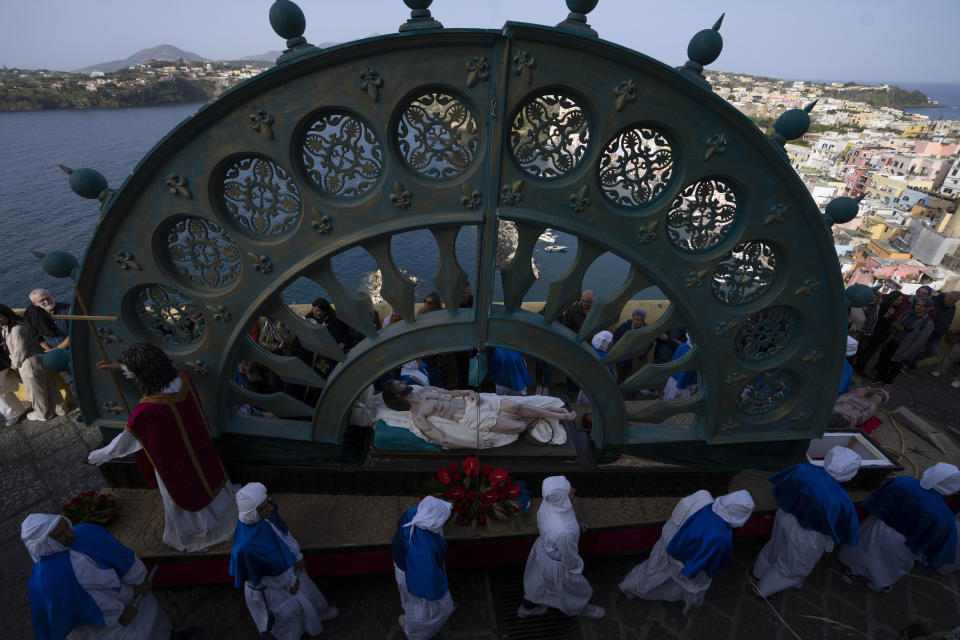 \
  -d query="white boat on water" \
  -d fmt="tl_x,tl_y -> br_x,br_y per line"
538,232 -> 557,244
544,245 -> 568,252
